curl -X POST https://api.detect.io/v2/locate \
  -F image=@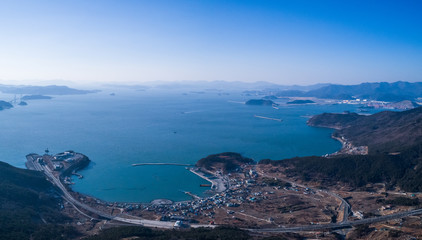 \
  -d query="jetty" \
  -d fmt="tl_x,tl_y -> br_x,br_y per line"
189,168 -> 227,192
132,163 -> 194,167
72,171 -> 83,179
254,115 -> 283,122
182,191 -> 201,200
